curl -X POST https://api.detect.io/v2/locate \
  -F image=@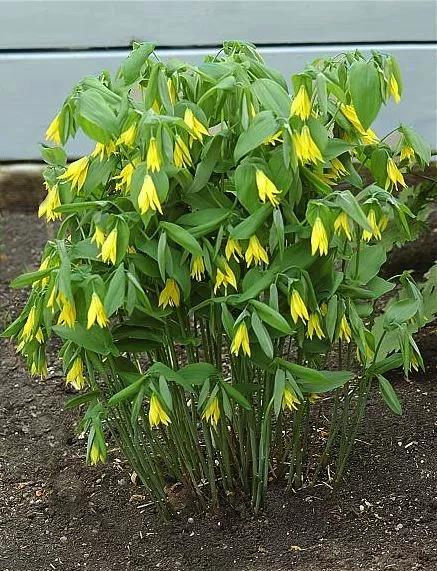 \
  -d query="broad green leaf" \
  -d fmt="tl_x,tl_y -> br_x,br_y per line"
65,390 -> 100,409
104,264 -> 126,316
249,299 -> 292,334
107,377 -> 145,406
378,375 -> 402,415
349,60 -> 382,130
234,111 -> 278,162
251,310 -> 274,359
251,78 -> 290,117
384,299 -> 419,329
161,221 -> 203,257
221,382 -> 252,410
10,267 -> 54,289
53,323 -> 118,355
231,203 -> 272,240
